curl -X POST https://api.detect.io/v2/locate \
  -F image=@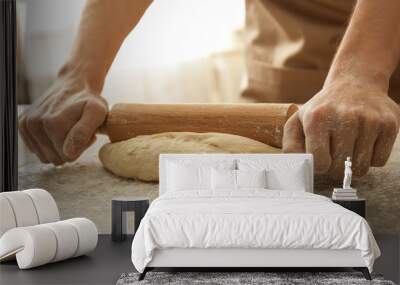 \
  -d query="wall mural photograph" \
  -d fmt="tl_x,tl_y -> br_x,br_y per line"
1,0 -> 400,284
